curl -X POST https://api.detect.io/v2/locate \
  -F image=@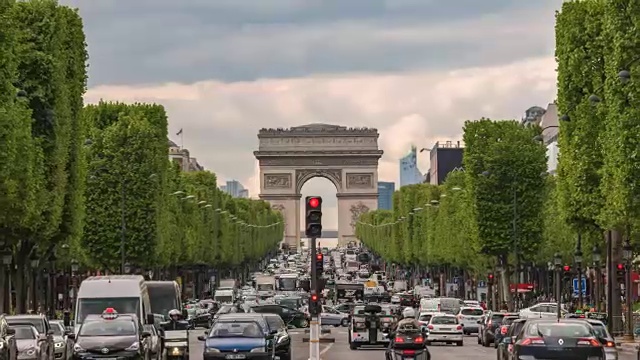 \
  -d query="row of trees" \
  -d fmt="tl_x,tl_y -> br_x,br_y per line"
357,0 -> 640,305
0,0 -> 283,311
